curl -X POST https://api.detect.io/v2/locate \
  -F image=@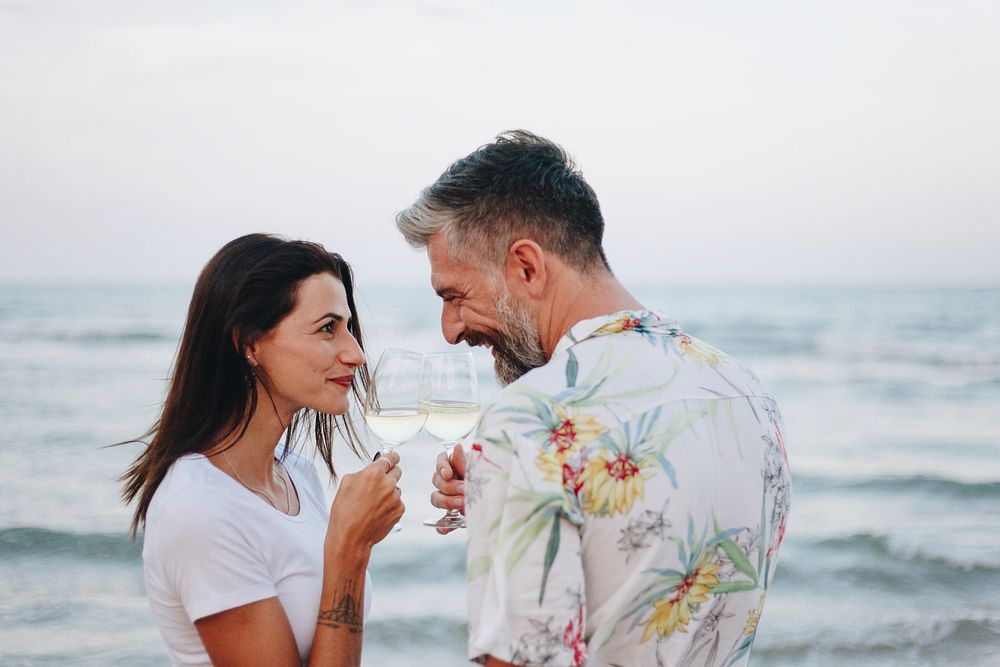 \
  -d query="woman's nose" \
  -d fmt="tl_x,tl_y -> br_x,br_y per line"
340,334 -> 367,367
